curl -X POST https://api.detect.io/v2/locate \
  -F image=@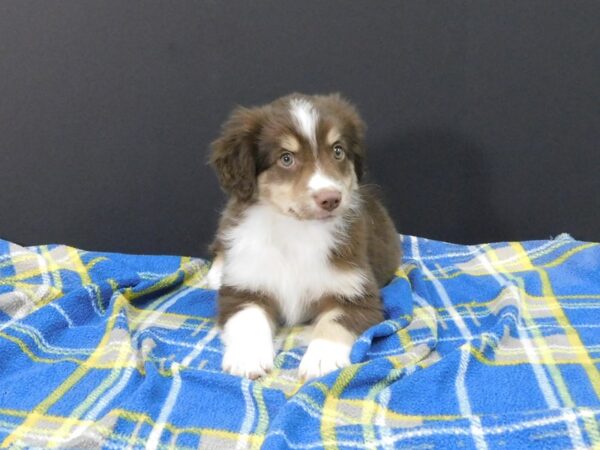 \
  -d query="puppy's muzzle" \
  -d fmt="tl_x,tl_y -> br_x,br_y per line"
313,189 -> 342,212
